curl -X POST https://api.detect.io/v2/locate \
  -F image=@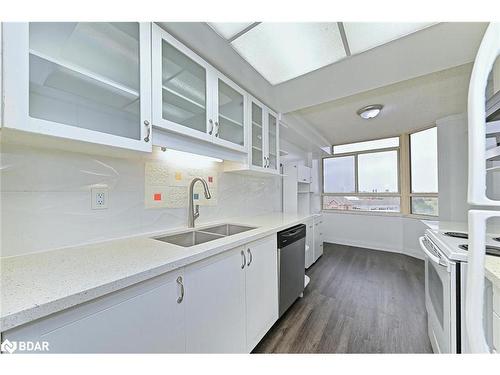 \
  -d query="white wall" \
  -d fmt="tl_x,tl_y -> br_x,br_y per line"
321,212 -> 426,260
0,143 -> 282,257
437,113 -> 469,222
